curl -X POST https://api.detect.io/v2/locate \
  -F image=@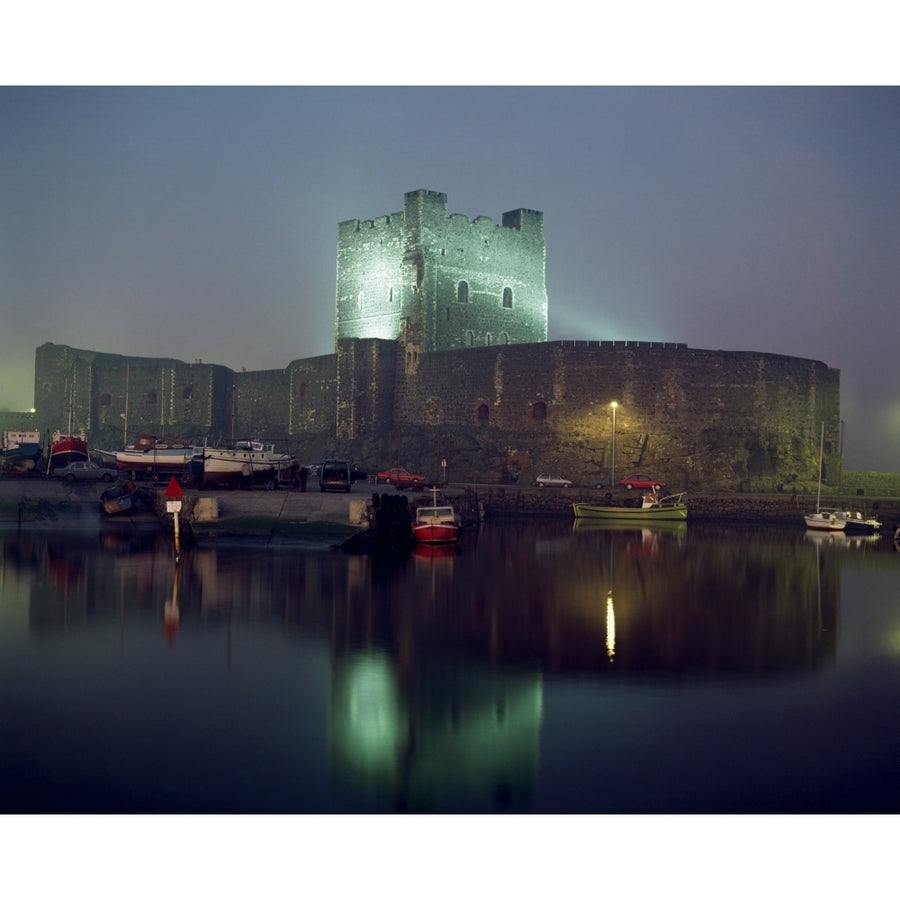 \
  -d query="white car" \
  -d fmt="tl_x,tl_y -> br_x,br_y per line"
53,460 -> 116,482
533,473 -> 573,488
